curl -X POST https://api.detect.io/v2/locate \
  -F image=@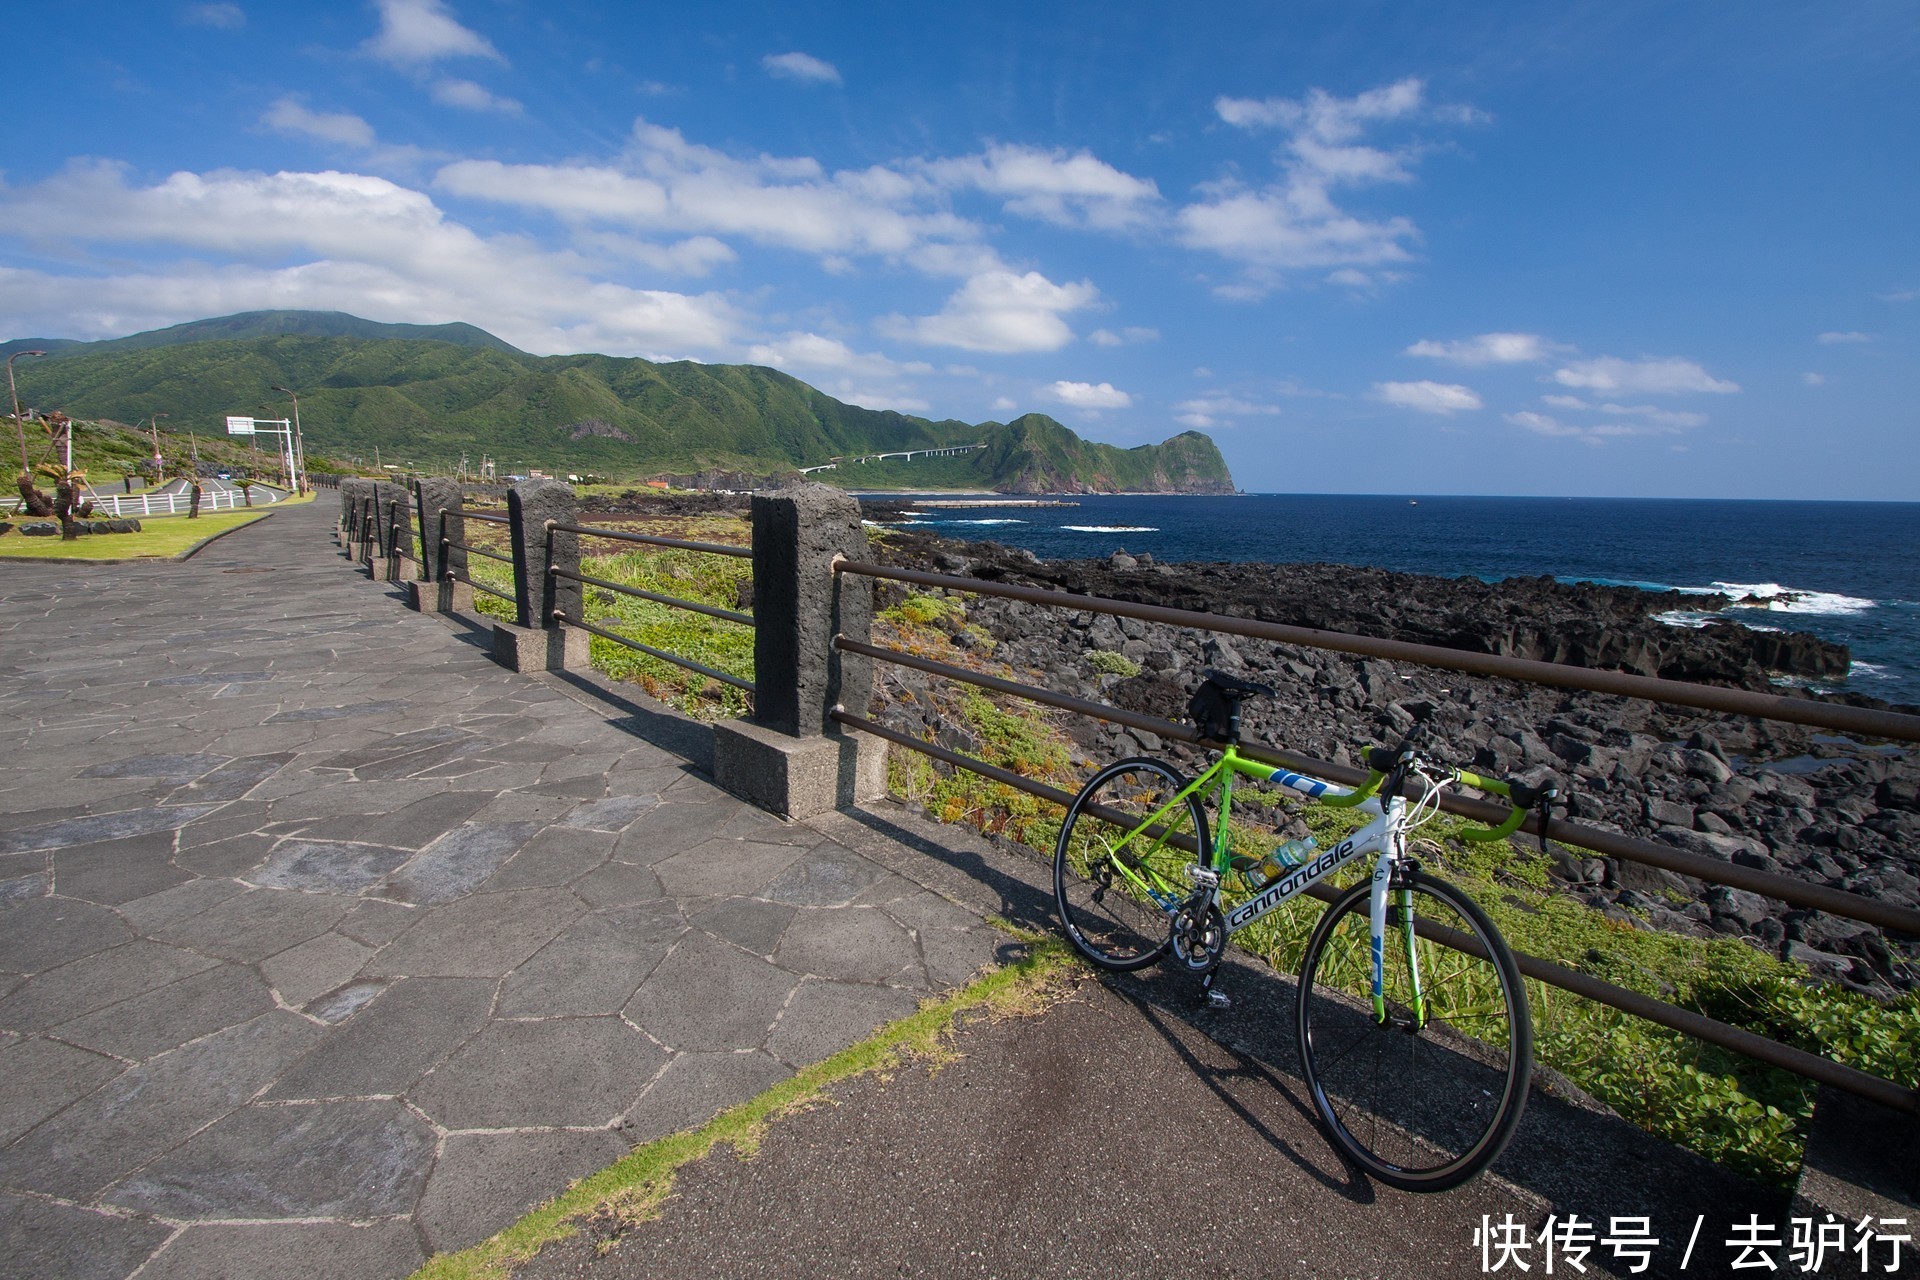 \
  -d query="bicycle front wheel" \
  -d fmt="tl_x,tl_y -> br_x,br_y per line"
1054,757 -> 1210,971
1296,871 -> 1531,1191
